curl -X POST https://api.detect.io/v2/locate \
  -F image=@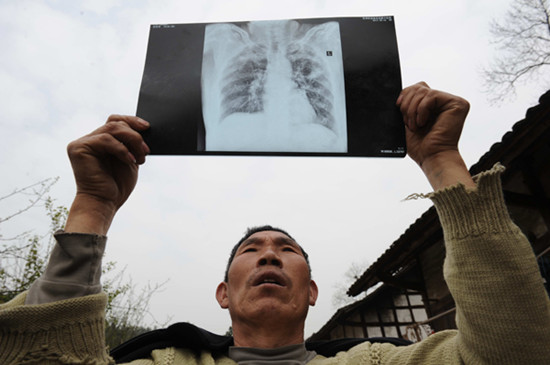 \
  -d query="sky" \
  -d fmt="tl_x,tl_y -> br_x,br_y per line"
0,0 -> 547,338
